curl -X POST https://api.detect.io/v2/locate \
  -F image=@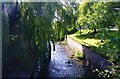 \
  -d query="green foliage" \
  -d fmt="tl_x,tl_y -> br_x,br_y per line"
77,2 -> 118,32
99,37 -> 119,63
53,21 -> 65,41
2,8 -> 9,47
61,40 -> 67,45
77,2 -> 92,26
74,50 -> 83,60
69,29 -> 119,78
94,69 -> 113,78
94,67 -> 120,79
2,5 -> 10,70
19,2 -> 56,66
76,2 -> 120,78
53,1 -> 77,38
2,2 -> 58,72
2,1 -> 120,78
